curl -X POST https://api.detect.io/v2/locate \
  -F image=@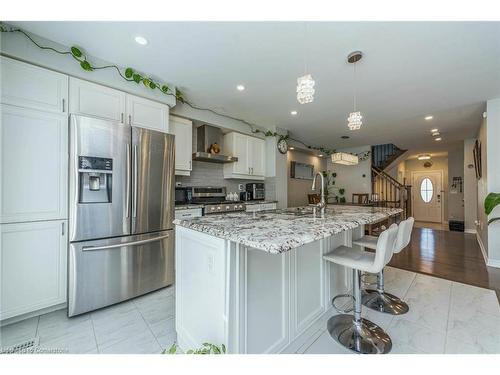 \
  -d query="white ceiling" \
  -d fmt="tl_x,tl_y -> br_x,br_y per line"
13,21 -> 500,152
